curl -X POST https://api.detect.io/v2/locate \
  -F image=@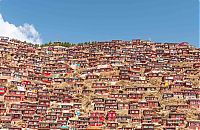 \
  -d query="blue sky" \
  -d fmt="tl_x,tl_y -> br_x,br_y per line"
0,0 -> 199,46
